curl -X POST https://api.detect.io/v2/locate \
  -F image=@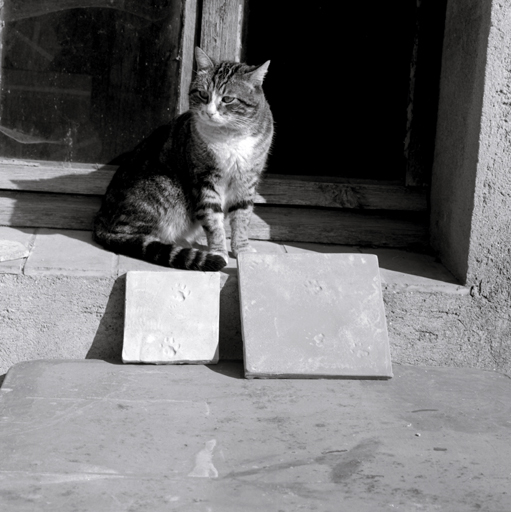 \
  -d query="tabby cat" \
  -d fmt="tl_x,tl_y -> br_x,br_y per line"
93,47 -> 273,272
